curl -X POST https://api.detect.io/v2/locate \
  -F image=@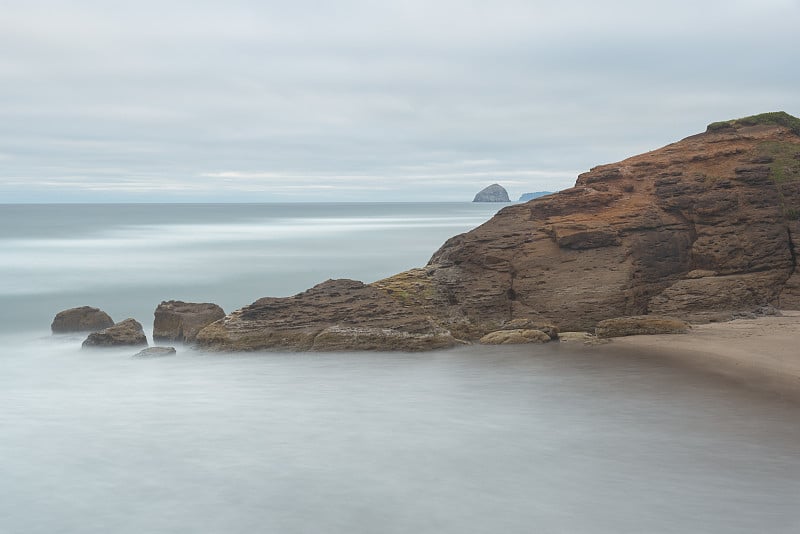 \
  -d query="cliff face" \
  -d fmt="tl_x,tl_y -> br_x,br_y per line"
197,113 -> 800,350
424,113 -> 800,331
